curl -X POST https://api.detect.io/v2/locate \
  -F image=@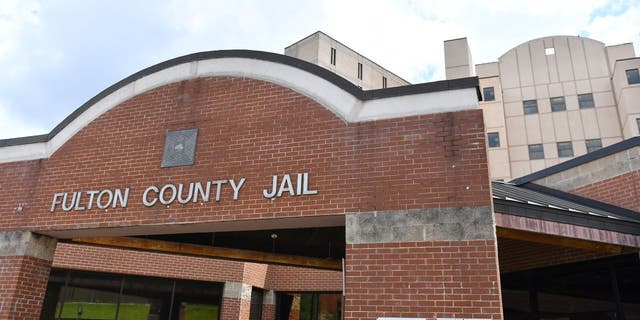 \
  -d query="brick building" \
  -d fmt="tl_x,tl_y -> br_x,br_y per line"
0,48 -> 639,320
